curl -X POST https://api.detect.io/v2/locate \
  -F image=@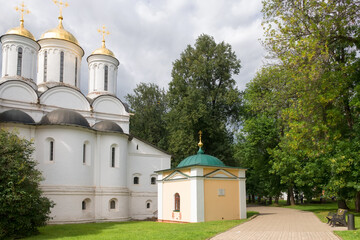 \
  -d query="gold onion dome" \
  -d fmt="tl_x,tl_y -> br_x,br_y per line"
91,43 -> 115,58
6,3 -> 35,41
6,20 -> 35,41
39,17 -> 79,45
91,25 -> 115,58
